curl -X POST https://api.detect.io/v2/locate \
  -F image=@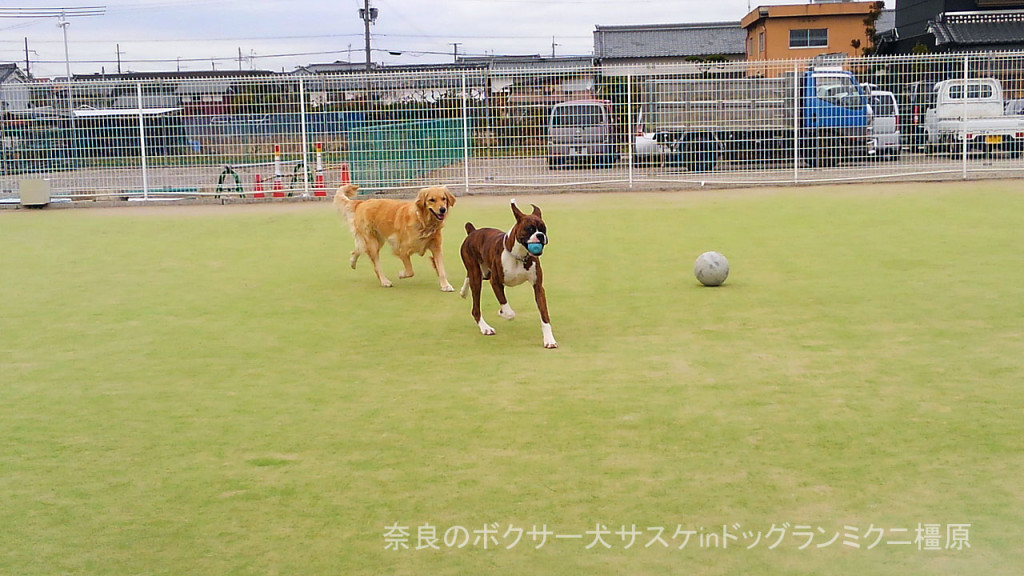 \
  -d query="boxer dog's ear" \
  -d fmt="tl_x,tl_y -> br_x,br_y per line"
530,204 -> 542,218
510,198 -> 525,221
